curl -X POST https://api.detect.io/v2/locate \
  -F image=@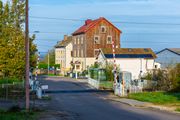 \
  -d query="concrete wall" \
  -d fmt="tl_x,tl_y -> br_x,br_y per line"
156,50 -> 180,68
